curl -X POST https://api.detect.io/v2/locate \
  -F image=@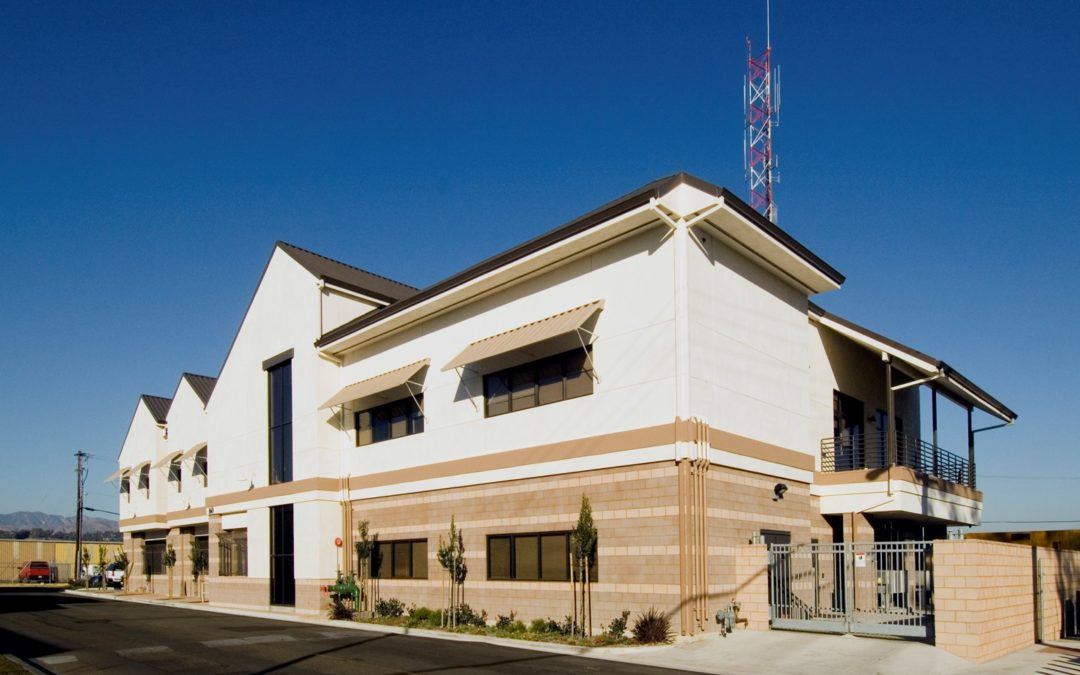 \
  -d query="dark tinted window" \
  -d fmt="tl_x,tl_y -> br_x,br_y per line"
483,348 -> 593,418
219,529 -> 247,577
168,458 -> 182,487
356,396 -> 424,447
486,532 -> 596,581
268,360 -> 292,484
193,448 -> 208,483
143,540 -> 165,575
371,539 -> 427,579
270,504 -> 295,605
